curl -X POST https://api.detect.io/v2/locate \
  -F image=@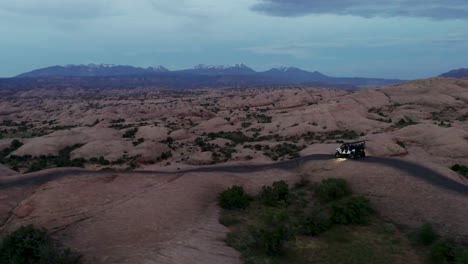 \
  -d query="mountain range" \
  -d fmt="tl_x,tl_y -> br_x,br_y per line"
12,63 -> 403,89
4,64 -> 466,91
